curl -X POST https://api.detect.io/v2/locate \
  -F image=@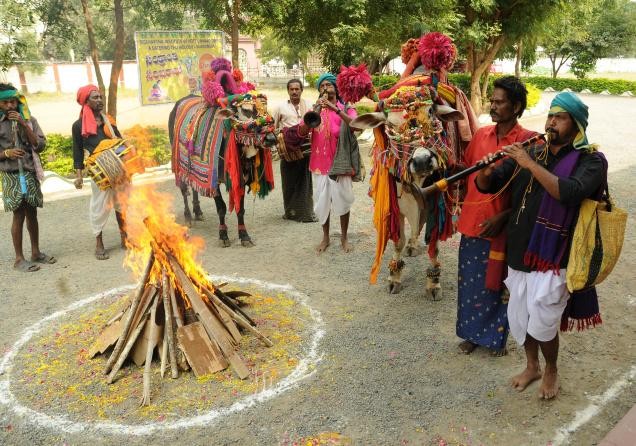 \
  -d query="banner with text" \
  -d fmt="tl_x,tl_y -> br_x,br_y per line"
135,30 -> 226,106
